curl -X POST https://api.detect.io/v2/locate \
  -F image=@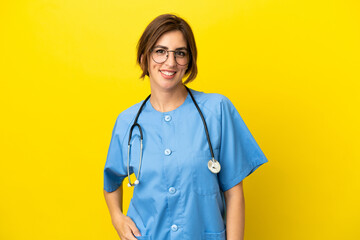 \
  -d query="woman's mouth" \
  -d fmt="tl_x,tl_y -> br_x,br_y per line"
160,70 -> 176,79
